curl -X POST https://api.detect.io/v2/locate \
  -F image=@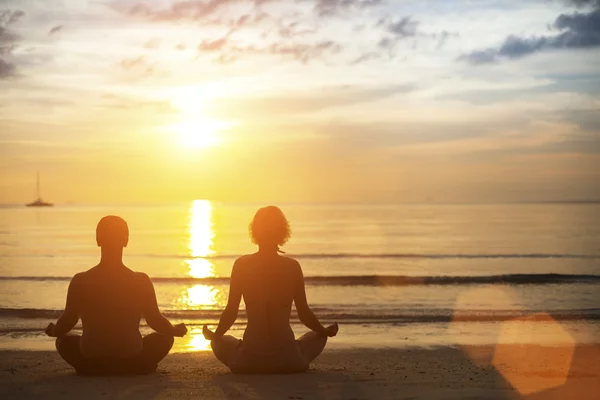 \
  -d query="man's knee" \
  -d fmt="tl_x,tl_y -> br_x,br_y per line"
164,334 -> 175,349
145,332 -> 174,349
